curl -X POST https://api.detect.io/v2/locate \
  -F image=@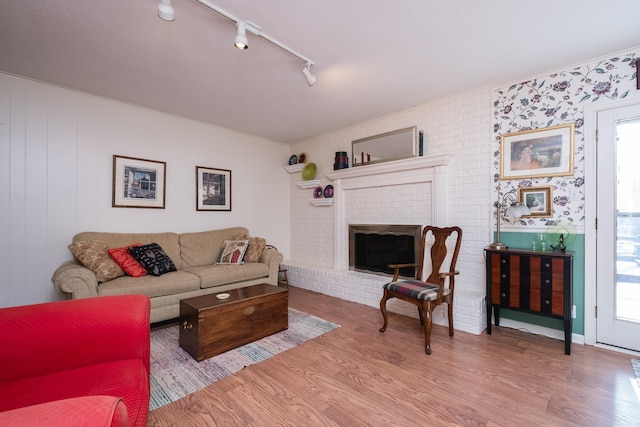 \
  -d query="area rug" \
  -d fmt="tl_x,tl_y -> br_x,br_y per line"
632,359 -> 640,382
149,308 -> 339,410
